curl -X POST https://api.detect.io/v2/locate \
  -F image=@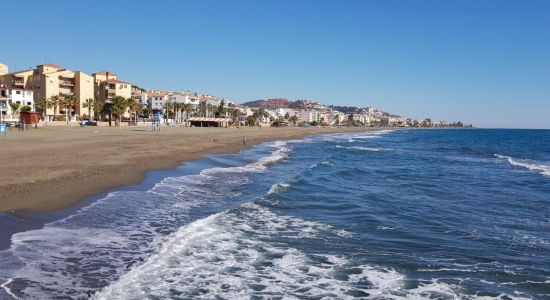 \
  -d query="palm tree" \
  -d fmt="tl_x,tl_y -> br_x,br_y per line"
126,98 -> 140,124
63,94 -> 77,122
162,101 -> 174,123
110,96 -> 128,127
226,108 -> 241,126
35,98 -> 48,119
181,103 -> 194,126
216,100 -> 226,118
82,98 -> 95,120
8,102 -> 21,119
141,107 -> 150,120
93,100 -> 103,121
48,95 -> 62,119
172,102 -> 180,123
206,104 -> 217,118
